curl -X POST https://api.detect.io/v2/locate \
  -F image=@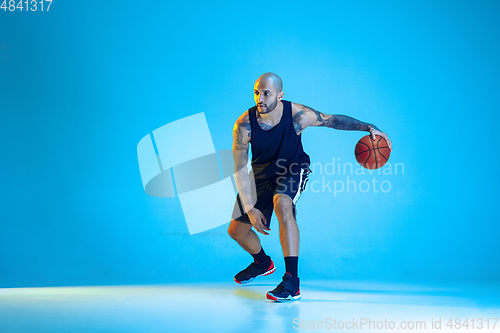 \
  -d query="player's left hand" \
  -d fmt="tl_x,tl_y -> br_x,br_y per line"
369,126 -> 393,151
